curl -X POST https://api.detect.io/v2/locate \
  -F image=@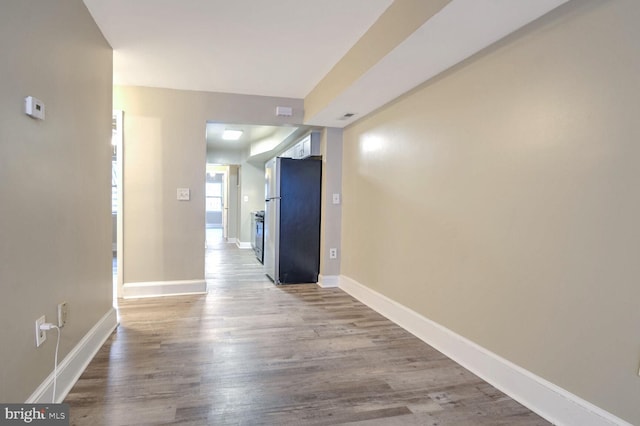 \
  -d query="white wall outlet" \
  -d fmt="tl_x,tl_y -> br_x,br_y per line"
57,302 -> 68,327
329,248 -> 338,259
35,316 -> 46,347
176,188 -> 190,201
332,193 -> 341,204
